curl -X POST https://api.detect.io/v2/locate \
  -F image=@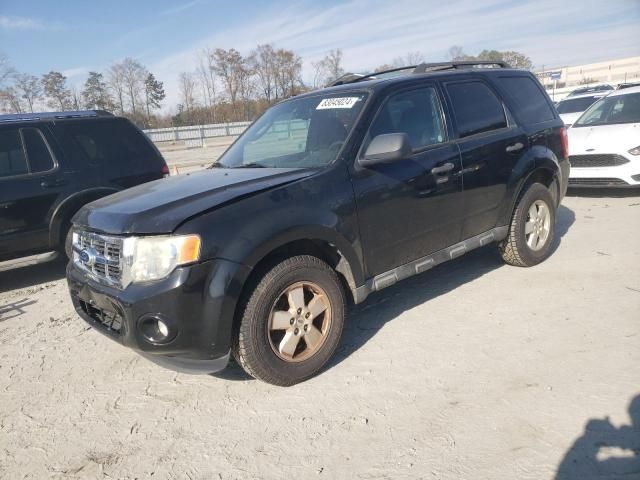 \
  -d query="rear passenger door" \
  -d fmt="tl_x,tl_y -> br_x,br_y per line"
443,79 -> 528,239
0,126 -> 62,259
